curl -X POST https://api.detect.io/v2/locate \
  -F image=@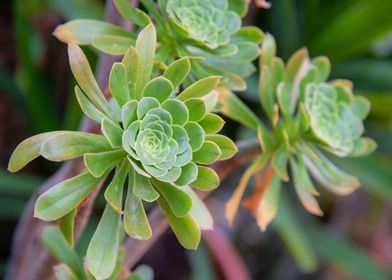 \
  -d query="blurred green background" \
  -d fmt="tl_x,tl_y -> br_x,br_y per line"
0,0 -> 392,279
